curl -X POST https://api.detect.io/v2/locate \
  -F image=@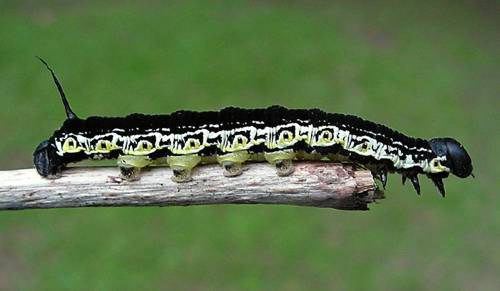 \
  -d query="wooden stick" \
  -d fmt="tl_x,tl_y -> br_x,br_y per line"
0,162 -> 382,211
